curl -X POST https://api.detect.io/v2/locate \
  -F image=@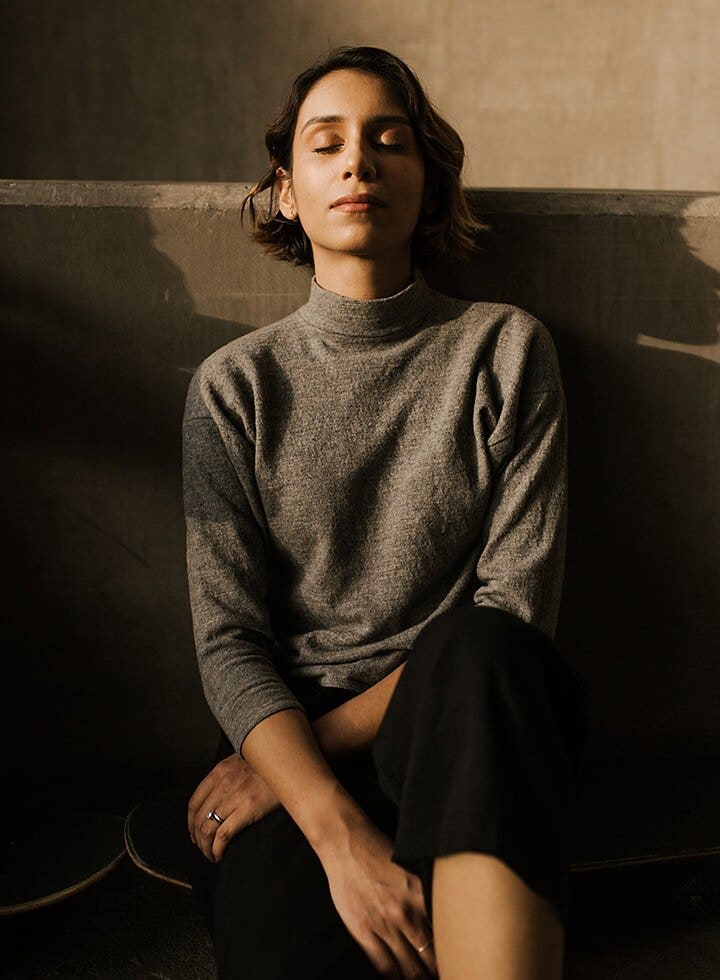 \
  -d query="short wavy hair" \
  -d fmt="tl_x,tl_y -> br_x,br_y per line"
240,45 -> 491,270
